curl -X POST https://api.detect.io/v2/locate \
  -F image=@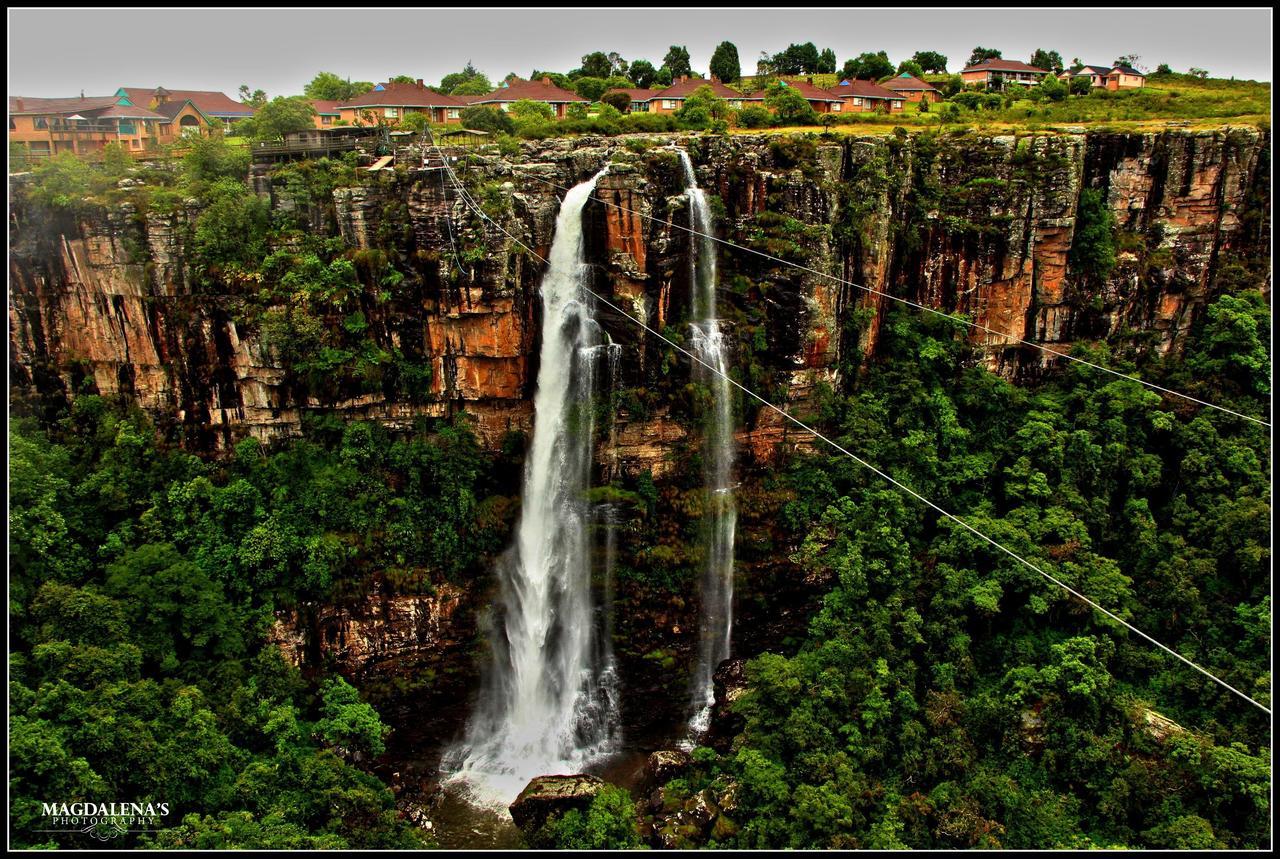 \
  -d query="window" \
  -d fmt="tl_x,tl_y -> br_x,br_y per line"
852,98 -> 863,106
385,107 -> 398,118
321,114 -> 333,124
893,101 -> 902,108
662,99 -> 676,109
35,117 -> 48,129
446,109 -> 460,119
499,102 -> 510,111
729,100 -> 742,109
